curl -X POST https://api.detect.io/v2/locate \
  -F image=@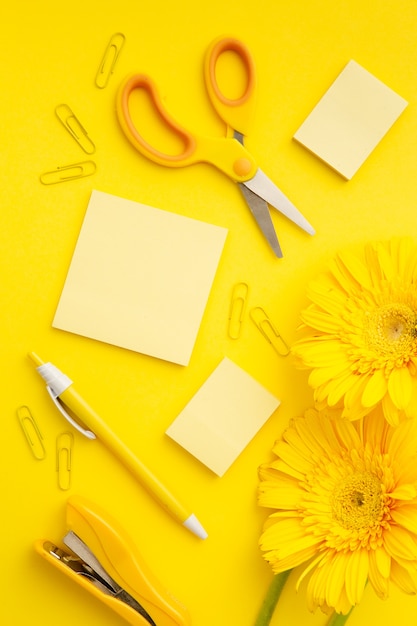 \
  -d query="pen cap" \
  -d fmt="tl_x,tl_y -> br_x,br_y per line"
36,363 -> 73,396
